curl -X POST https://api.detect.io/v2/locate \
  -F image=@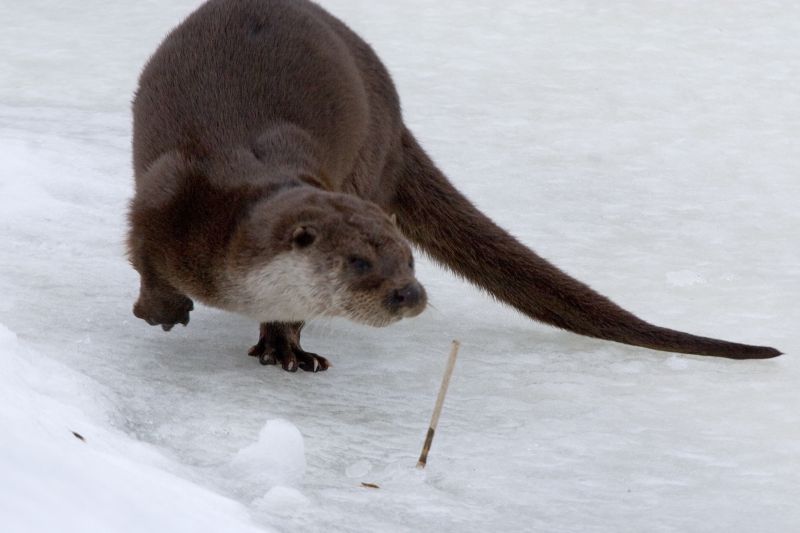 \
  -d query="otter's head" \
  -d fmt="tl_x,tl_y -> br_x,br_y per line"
227,187 -> 426,326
